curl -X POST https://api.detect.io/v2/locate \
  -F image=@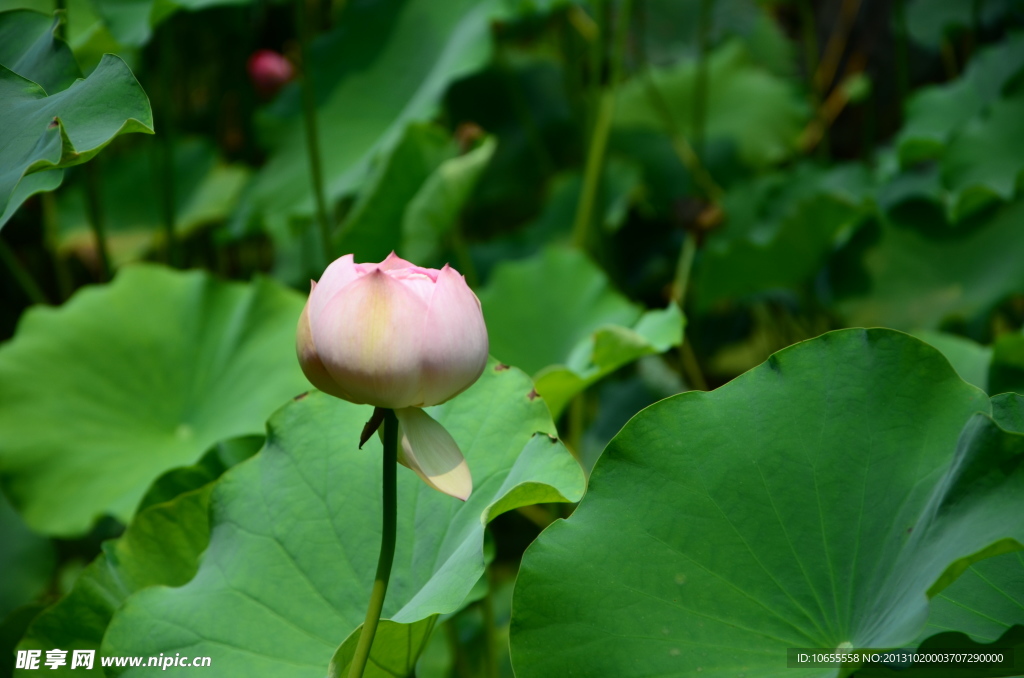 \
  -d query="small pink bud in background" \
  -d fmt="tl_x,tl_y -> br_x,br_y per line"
247,49 -> 294,98
297,252 -> 489,500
